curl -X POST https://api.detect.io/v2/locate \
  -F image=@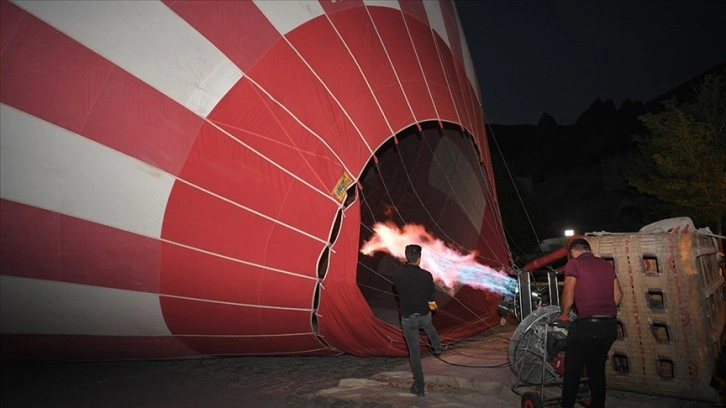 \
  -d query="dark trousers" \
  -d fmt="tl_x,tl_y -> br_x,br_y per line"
401,311 -> 441,392
561,318 -> 617,408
